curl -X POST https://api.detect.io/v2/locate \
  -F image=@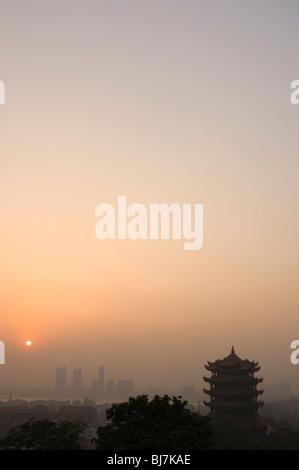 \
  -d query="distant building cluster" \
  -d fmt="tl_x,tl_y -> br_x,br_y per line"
55,365 -> 134,400
0,401 -> 95,439
0,397 -> 114,440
